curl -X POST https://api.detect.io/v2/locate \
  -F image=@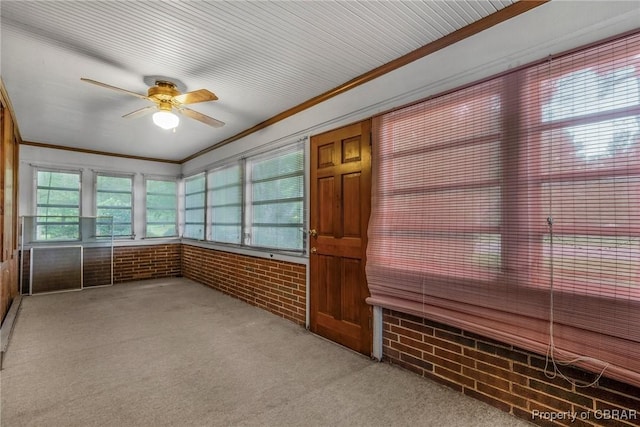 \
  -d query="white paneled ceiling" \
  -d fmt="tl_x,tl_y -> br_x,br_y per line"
1,0 -> 518,162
